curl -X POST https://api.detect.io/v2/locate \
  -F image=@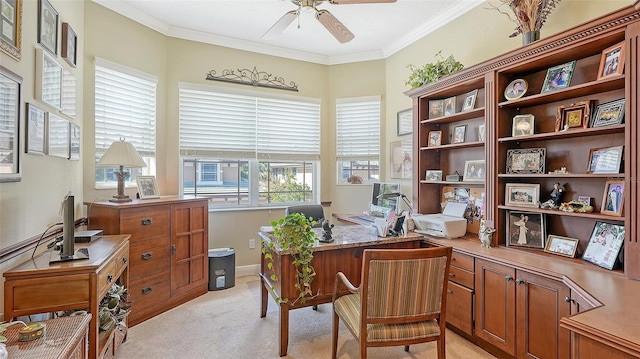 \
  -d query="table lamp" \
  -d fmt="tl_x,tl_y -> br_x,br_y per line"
377,192 -> 414,214
97,137 -> 147,202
